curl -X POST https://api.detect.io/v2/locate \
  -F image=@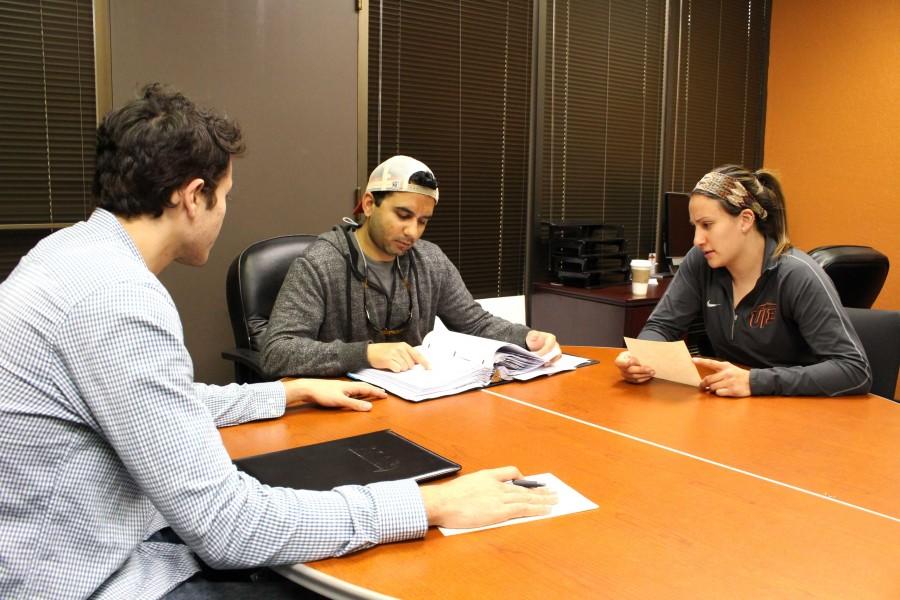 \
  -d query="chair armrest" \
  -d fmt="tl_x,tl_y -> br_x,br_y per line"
221,347 -> 266,381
